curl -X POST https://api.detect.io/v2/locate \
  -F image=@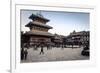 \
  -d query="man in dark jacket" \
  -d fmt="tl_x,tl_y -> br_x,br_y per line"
40,43 -> 44,55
